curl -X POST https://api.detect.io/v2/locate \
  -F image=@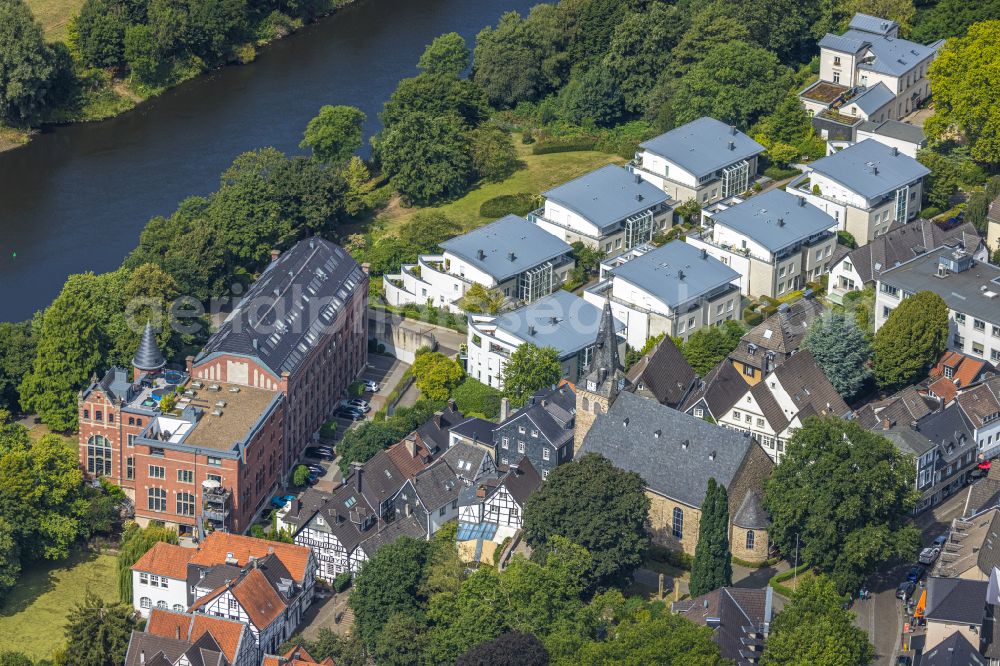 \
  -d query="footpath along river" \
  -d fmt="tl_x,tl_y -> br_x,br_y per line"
0,0 -> 538,322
